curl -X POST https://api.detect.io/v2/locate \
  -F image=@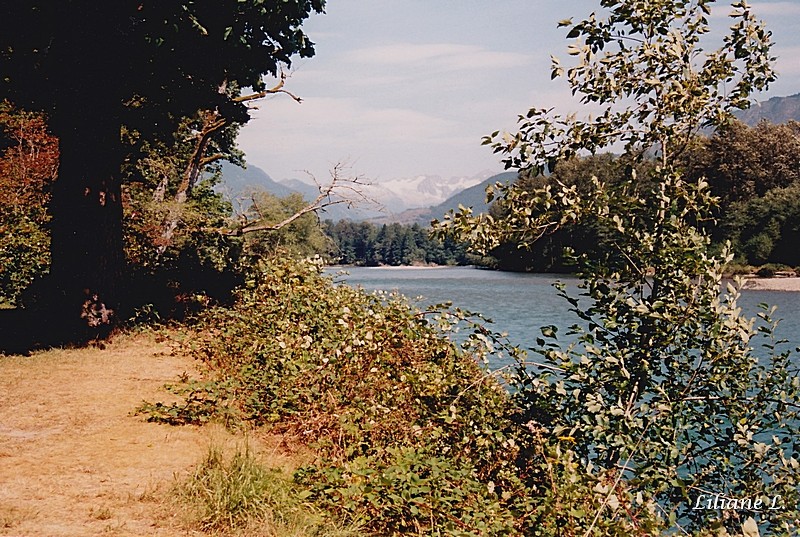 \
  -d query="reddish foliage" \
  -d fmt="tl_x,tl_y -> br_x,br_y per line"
0,102 -> 59,214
